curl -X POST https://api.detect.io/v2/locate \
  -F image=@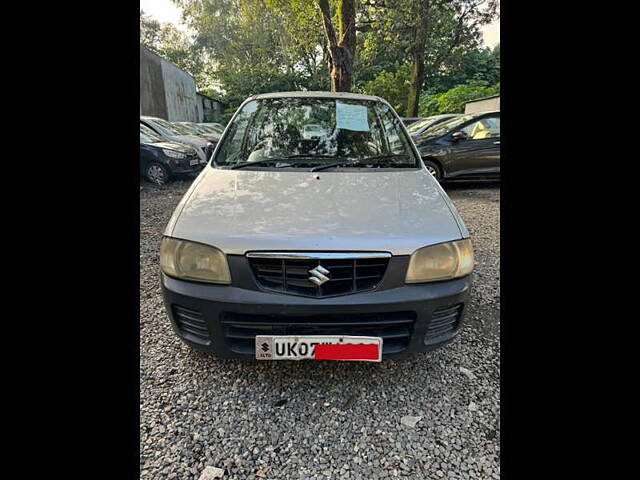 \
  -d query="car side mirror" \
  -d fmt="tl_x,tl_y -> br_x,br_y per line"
451,131 -> 467,142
